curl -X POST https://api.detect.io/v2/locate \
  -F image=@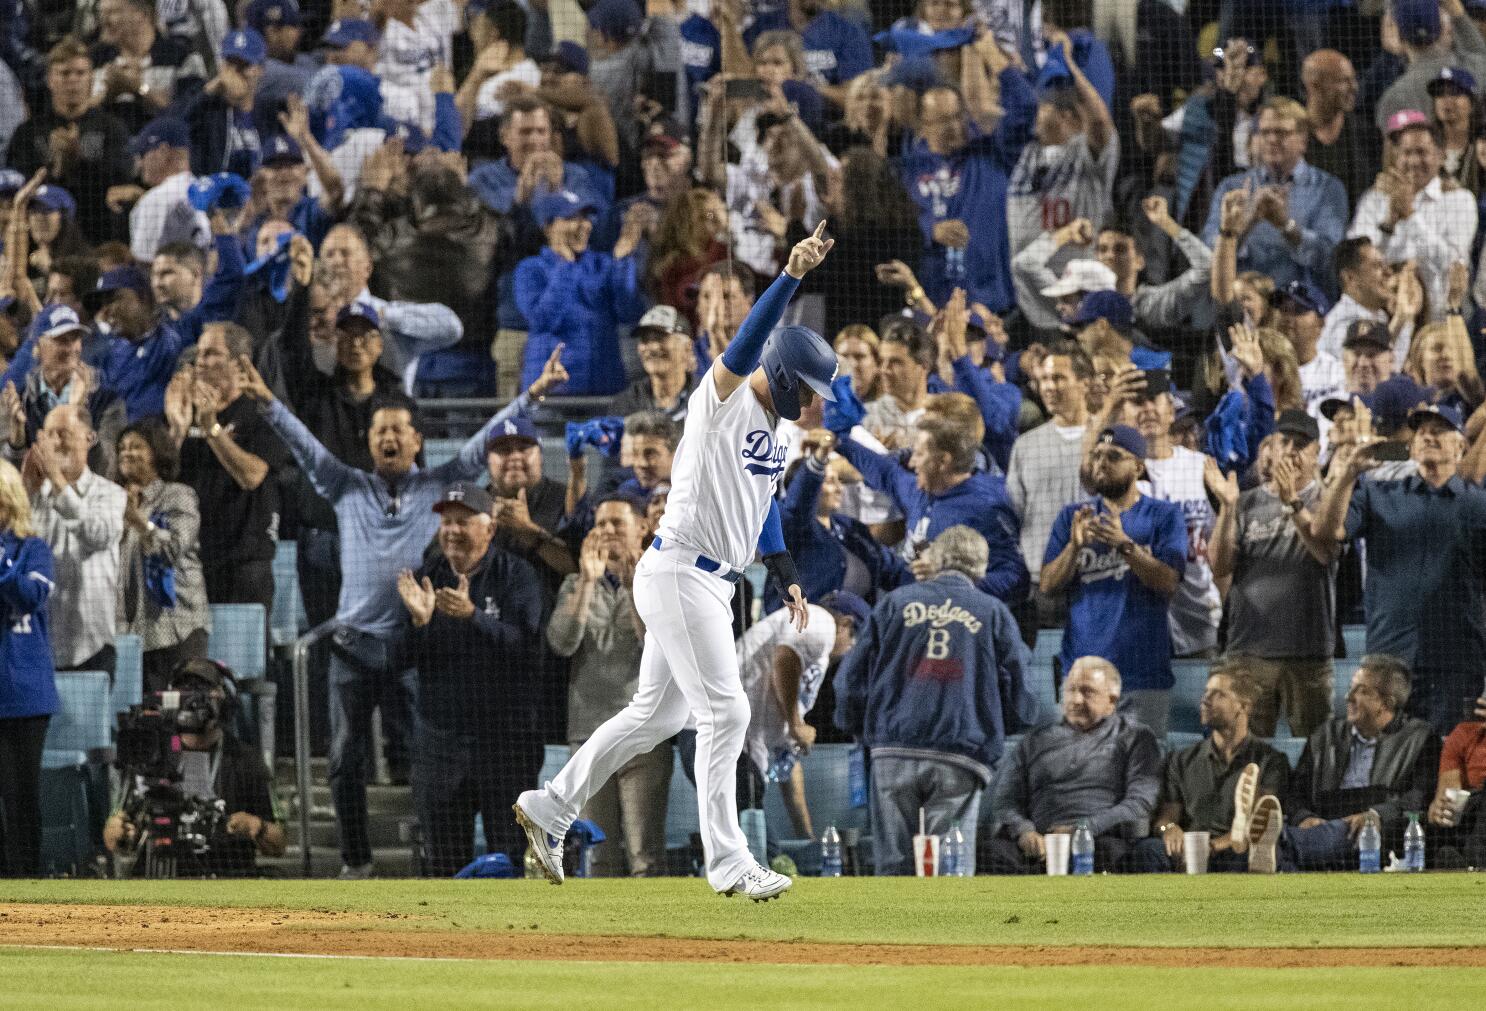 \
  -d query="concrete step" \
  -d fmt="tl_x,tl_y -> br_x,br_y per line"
285,814 -> 413,851
265,844 -> 418,879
